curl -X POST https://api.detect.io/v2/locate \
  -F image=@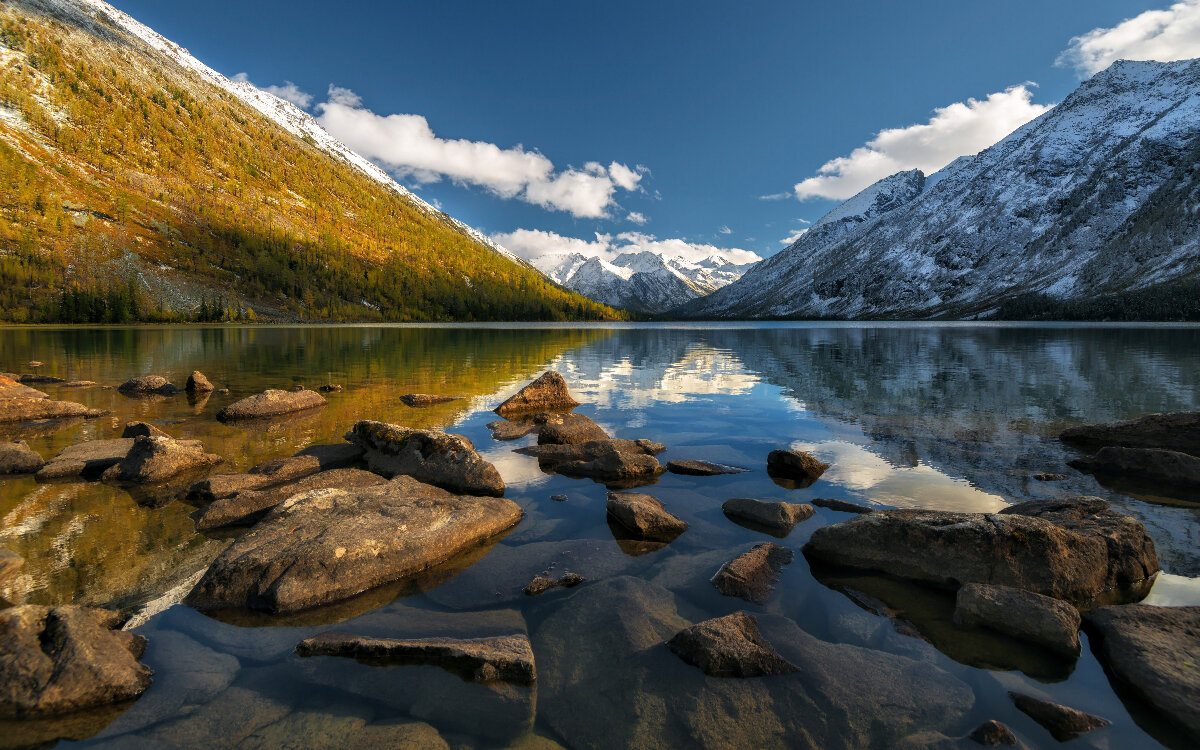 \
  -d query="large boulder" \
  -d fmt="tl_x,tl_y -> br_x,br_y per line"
1084,604 -> 1200,737
494,371 -> 580,416
296,632 -> 536,685
117,375 -> 178,396
711,543 -> 794,605
722,497 -> 814,536
767,448 -> 829,486
185,443 -> 364,504
606,491 -> 688,542
185,476 -> 524,613
185,371 -> 216,394
216,389 -> 326,422
1060,411 -> 1200,456
0,396 -> 104,424
0,375 -> 48,400
803,497 -> 1158,603
102,436 -> 222,484
953,583 -> 1081,657
668,612 -> 798,678
536,412 -> 609,445
1069,446 -> 1200,489
0,605 -> 152,717
35,439 -> 135,481
347,420 -> 505,496
0,441 -> 43,474
192,468 -> 387,531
